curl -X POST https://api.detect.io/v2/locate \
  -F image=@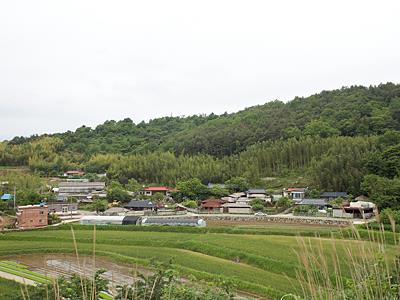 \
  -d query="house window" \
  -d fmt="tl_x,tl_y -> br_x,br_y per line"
40,211 -> 44,215
39,219 -> 42,223
62,207 -> 68,213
